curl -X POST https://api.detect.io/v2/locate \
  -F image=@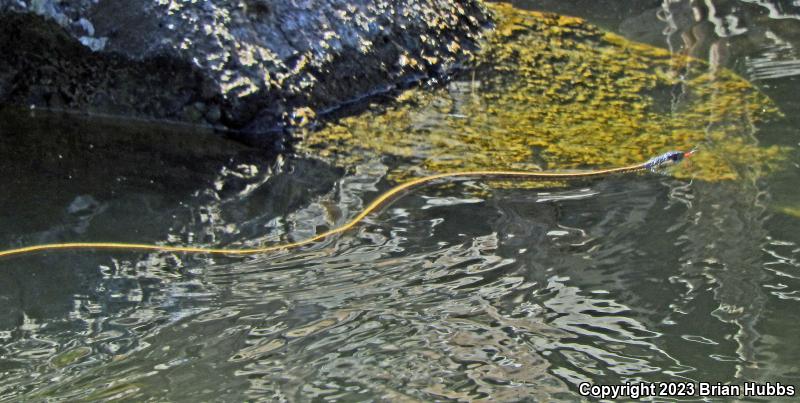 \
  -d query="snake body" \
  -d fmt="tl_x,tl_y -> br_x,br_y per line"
0,151 -> 690,259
